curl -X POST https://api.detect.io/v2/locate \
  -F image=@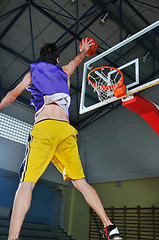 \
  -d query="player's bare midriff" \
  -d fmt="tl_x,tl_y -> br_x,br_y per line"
35,103 -> 69,123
